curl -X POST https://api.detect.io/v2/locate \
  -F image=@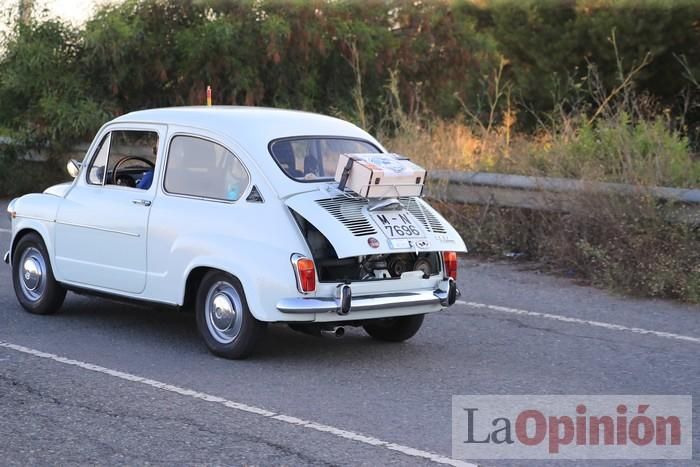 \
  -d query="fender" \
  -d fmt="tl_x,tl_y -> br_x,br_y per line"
9,194 -> 62,274
11,221 -> 57,272
172,234 -> 311,322
43,182 -> 73,198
